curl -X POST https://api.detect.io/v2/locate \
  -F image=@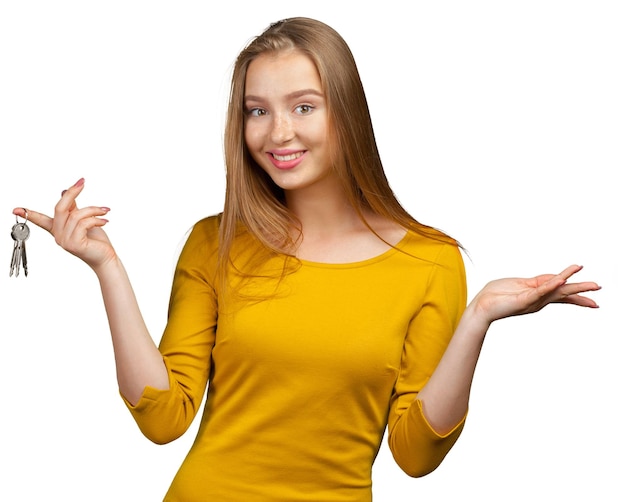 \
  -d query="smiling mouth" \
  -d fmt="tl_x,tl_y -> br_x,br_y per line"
271,152 -> 304,161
